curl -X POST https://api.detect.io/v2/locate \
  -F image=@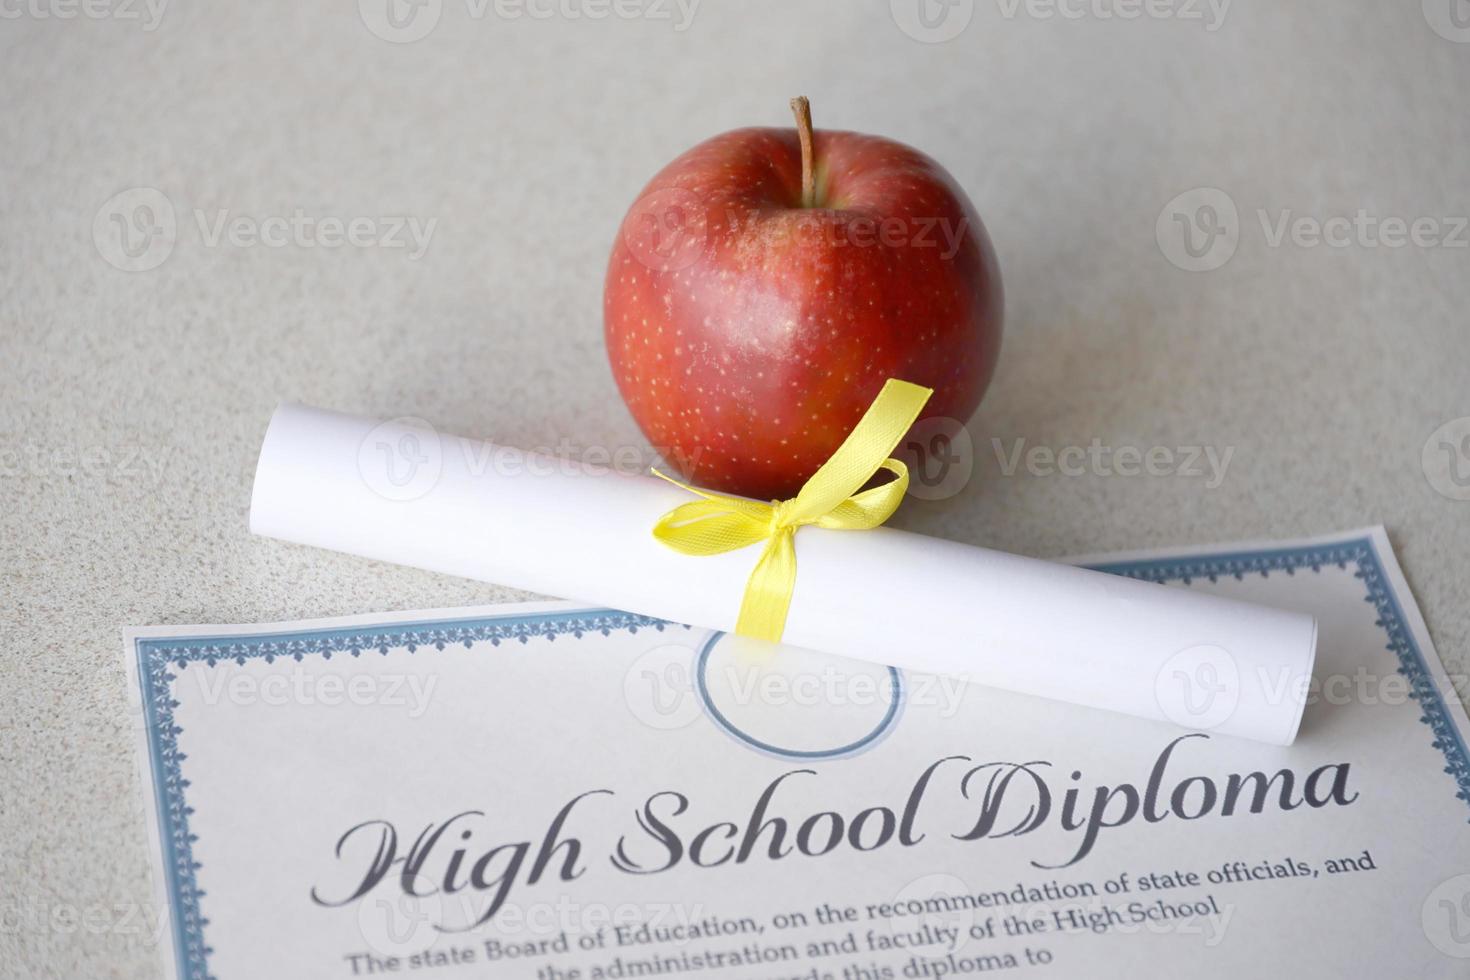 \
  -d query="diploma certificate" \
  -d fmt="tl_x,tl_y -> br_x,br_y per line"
126,527 -> 1470,979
